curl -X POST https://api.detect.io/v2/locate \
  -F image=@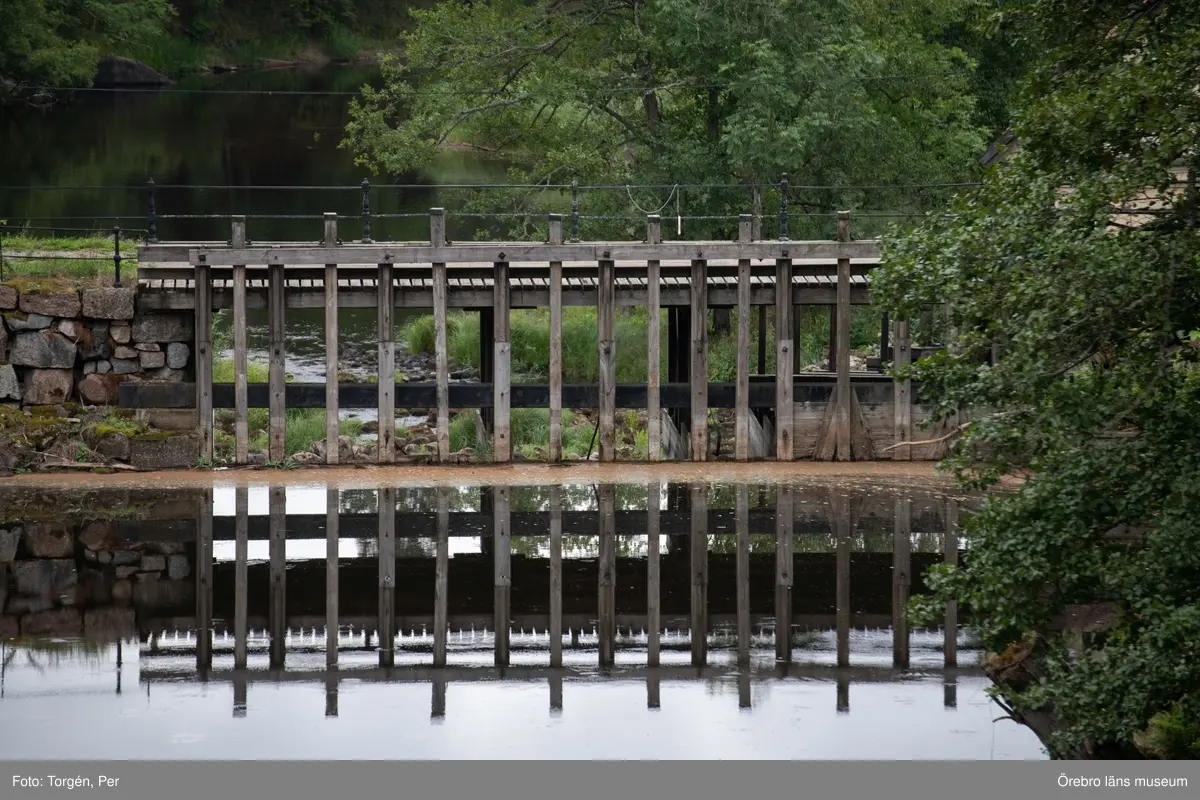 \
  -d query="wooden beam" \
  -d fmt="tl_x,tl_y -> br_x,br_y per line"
433,487 -> 449,668
736,215 -> 752,461
267,263 -> 286,462
493,486 -> 511,666
893,319 -> 912,461
326,486 -> 339,668
377,263 -> 395,464
493,263 -> 511,462
598,259 -> 617,462
835,212 -> 852,462
690,259 -> 709,461
195,261 -> 213,463
231,217 -> 249,465
775,259 -> 794,460
647,215 -> 663,462
431,209 -> 450,463
323,214 -> 339,465
378,487 -> 395,668
548,215 -> 563,462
